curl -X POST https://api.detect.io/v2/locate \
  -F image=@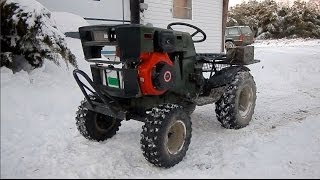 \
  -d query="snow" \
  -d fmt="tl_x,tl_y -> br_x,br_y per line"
51,12 -> 89,33
1,12 -> 320,179
229,0 -> 308,7
7,0 -> 59,37
253,38 -> 320,47
1,37 -> 320,178
7,0 -> 47,28
3,0 -> 76,68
